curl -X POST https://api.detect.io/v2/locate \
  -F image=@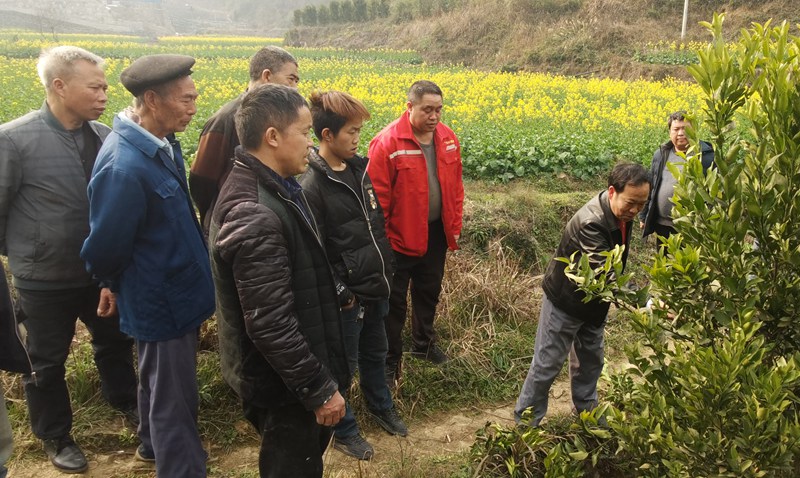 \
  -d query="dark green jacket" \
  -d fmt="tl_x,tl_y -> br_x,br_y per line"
210,148 -> 349,410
